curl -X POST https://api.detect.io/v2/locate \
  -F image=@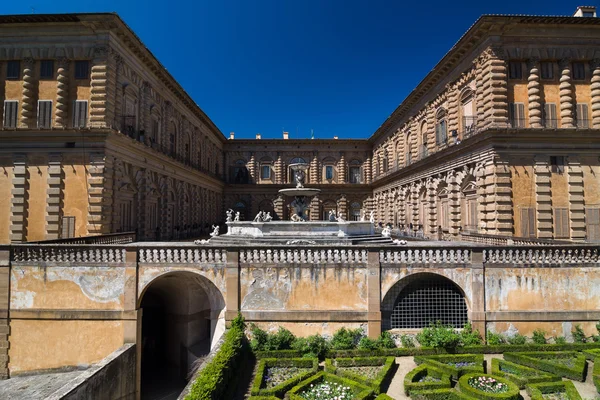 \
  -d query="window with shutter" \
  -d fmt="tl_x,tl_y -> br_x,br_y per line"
509,61 -> 523,79
509,103 -> 525,128
3,101 -> 18,128
73,100 -> 88,128
554,208 -> 570,238
40,60 -> 54,79
6,61 -> 20,79
586,207 -> 600,242
61,216 -> 76,238
540,62 -> 554,80
576,104 -> 589,128
74,61 -> 90,79
543,103 -> 557,128
37,100 -> 52,128
572,62 -> 585,80
520,207 -> 536,237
